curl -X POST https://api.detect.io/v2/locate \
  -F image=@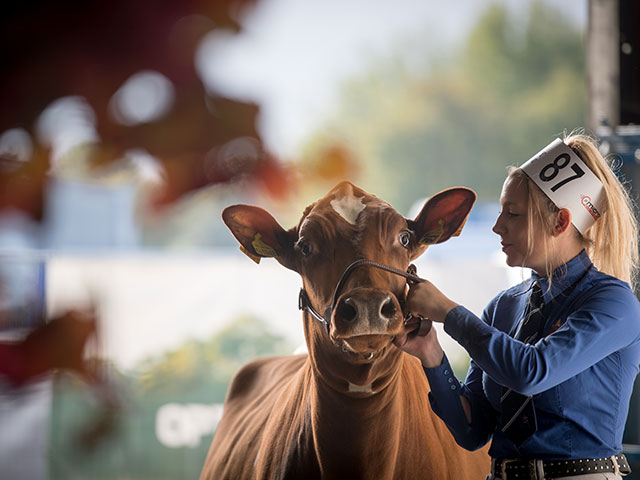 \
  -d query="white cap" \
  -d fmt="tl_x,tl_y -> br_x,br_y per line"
520,138 -> 604,235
